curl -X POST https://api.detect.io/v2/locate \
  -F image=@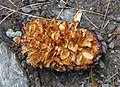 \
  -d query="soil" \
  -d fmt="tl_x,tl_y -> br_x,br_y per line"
0,0 -> 120,87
